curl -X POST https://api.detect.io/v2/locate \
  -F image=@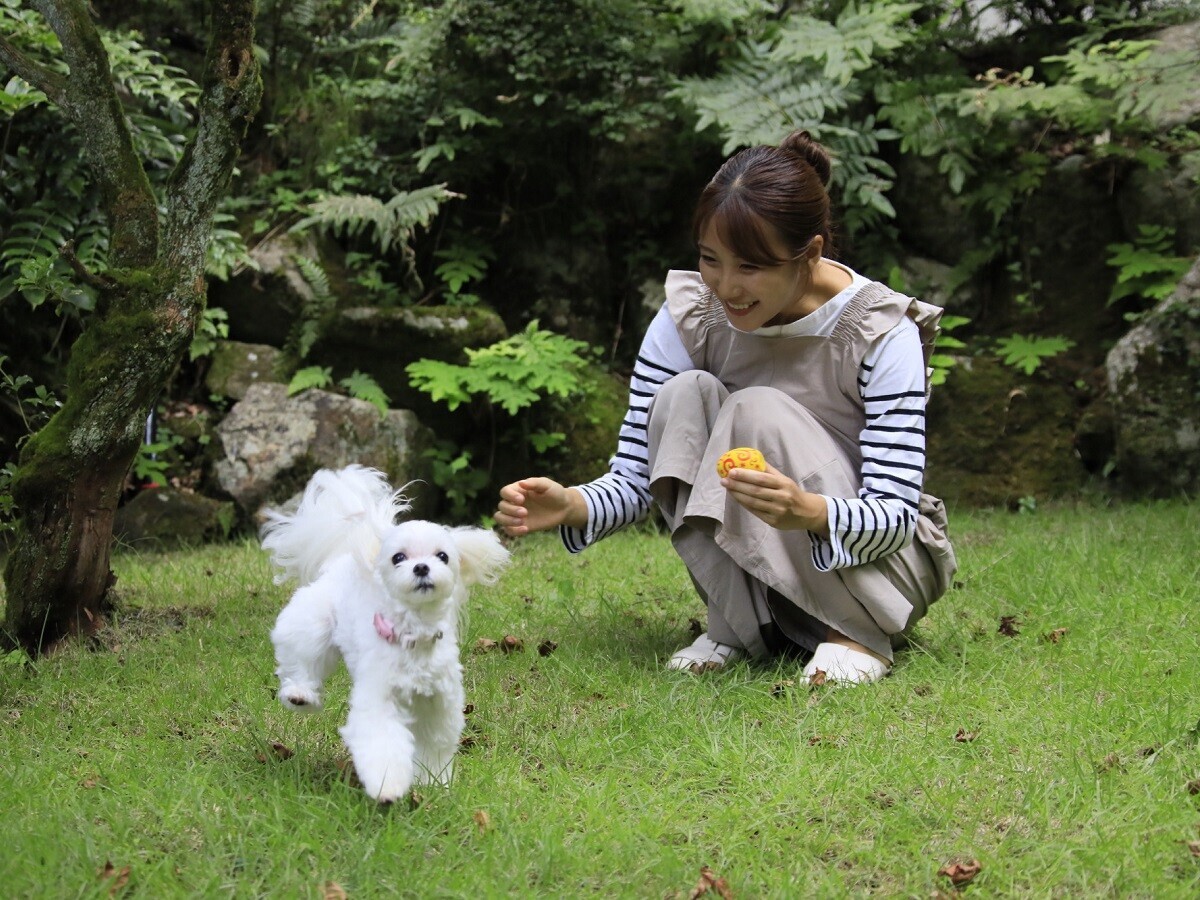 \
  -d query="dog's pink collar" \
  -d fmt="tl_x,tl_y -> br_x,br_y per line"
373,612 -> 443,647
